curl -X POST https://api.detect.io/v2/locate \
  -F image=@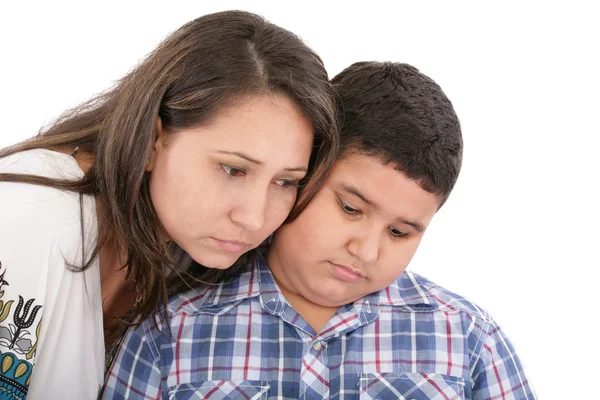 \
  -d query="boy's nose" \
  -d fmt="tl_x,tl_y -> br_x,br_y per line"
347,231 -> 380,265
